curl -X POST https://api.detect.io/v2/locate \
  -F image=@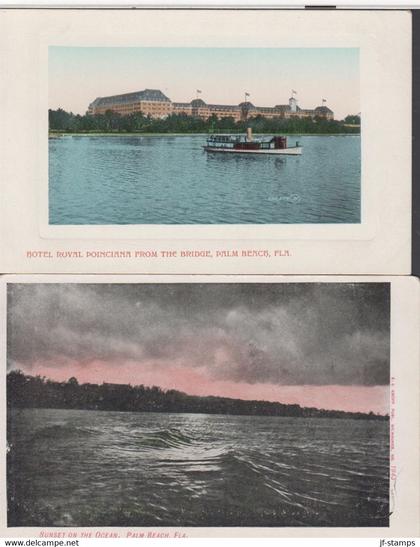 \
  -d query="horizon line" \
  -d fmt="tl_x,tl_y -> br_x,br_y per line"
8,370 -> 389,417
